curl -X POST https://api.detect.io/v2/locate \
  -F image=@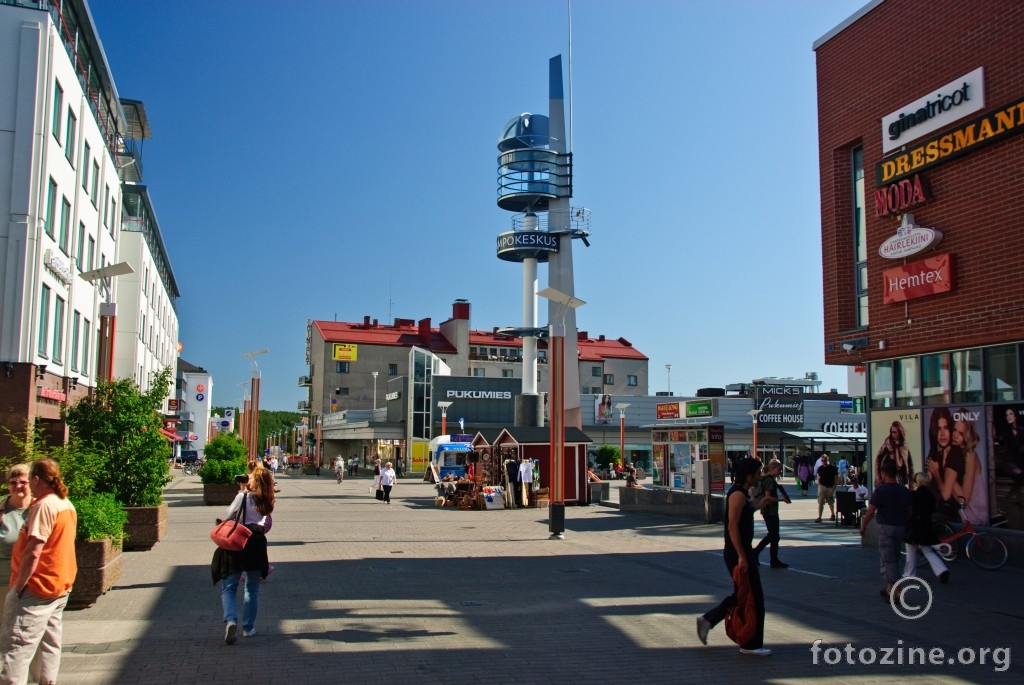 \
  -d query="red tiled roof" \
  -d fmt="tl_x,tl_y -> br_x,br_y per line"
469,329 -> 648,362
315,320 -> 457,354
